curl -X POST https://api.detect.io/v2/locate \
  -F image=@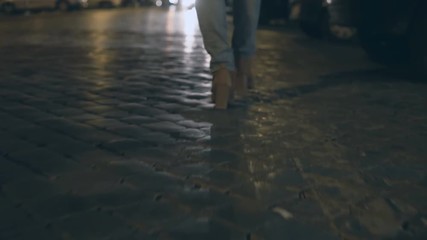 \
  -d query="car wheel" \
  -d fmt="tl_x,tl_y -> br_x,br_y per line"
258,1 -> 290,26
357,0 -> 411,66
299,0 -> 329,38
258,1 -> 272,25
358,18 -> 411,66
300,8 -> 329,38
2,3 -> 16,14
409,0 -> 427,78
